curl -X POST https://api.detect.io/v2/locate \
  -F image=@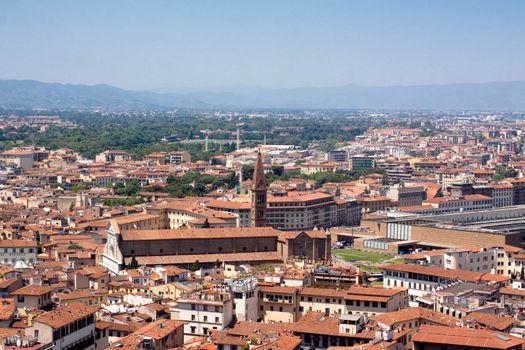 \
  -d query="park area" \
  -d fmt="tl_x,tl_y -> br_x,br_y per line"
332,249 -> 404,273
